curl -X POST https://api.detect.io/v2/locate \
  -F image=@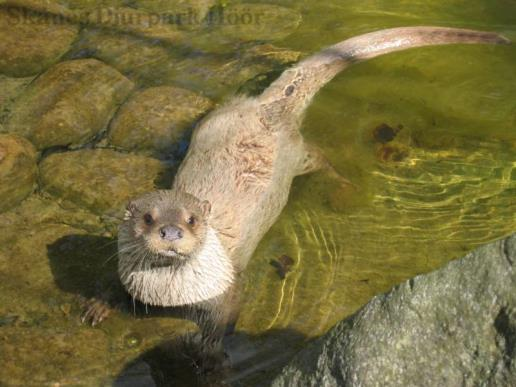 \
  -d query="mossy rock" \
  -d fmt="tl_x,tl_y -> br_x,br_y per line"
0,7 -> 79,77
39,149 -> 167,215
61,0 -> 125,9
70,28 -> 176,82
82,6 -> 185,43
109,86 -> 213,158
0,75 -> 34,123
69,29 -> 284,97
0,134 -> 37,213
212,4 -> 301,42
130,0 -> 217,30
5,59 -> 134,149
0,195 -> 104,236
